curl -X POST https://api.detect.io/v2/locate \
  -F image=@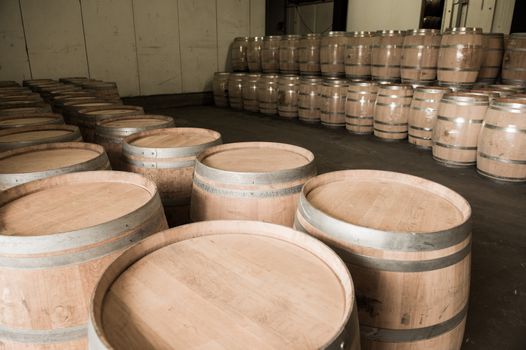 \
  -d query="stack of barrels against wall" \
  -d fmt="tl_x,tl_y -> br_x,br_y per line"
212,28 -> 526,182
